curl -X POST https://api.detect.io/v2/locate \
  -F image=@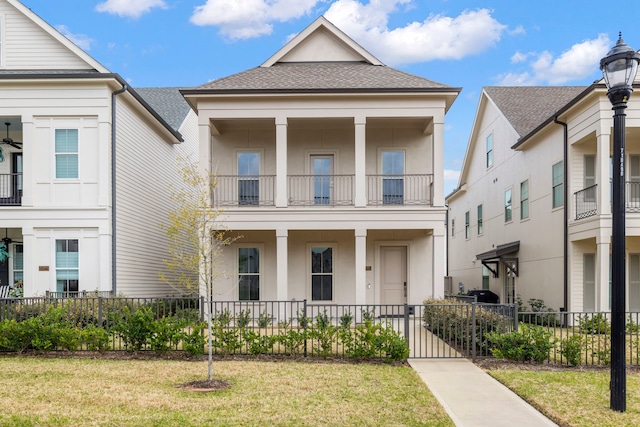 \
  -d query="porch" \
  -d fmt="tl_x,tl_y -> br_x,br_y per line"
574,182 -> 640,220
